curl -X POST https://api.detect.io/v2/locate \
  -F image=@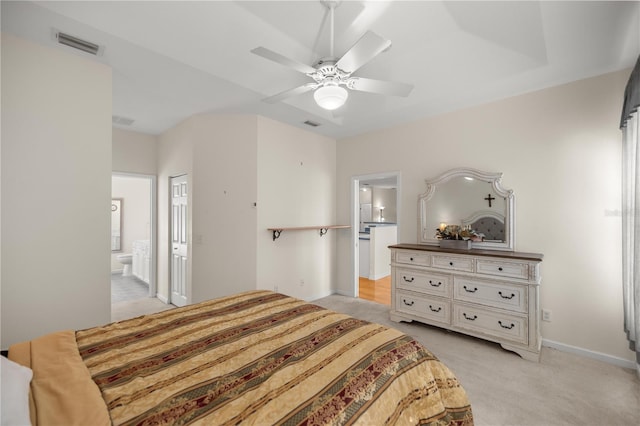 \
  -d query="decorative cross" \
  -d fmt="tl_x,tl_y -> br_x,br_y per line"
484,193 -> 495,207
